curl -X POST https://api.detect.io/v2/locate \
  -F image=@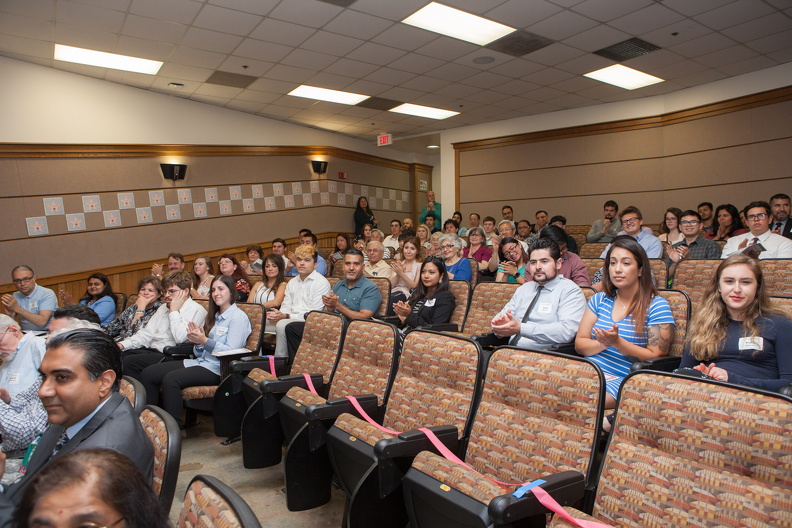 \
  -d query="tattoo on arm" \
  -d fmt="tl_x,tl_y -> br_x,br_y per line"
647,323 -> 673,353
